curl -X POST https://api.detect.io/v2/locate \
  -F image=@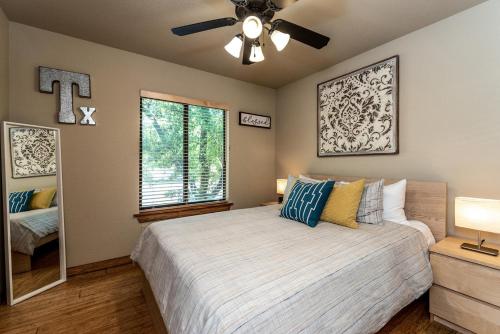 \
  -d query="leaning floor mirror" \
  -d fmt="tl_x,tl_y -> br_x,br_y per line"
2,122 -> 66,305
